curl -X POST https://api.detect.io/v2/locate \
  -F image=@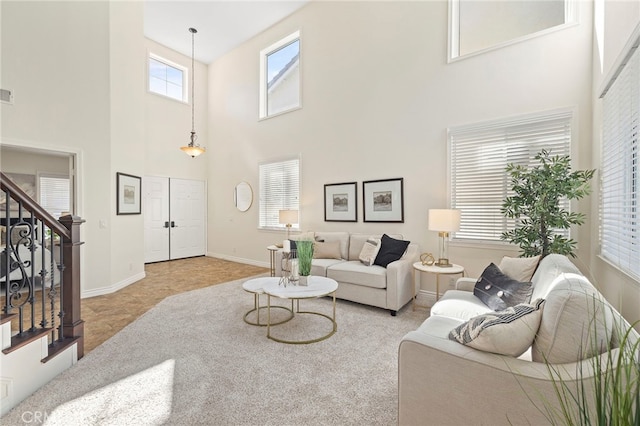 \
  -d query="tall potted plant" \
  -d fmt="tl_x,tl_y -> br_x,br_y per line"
296,240 -> 314,286
501,150 -> 595,258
